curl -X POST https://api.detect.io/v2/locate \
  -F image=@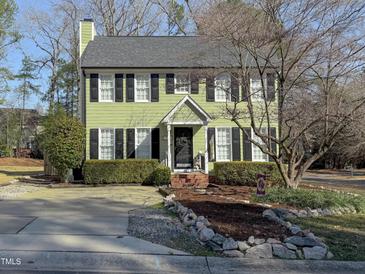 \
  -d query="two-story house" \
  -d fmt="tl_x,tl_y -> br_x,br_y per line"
79,19 -> 277,177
